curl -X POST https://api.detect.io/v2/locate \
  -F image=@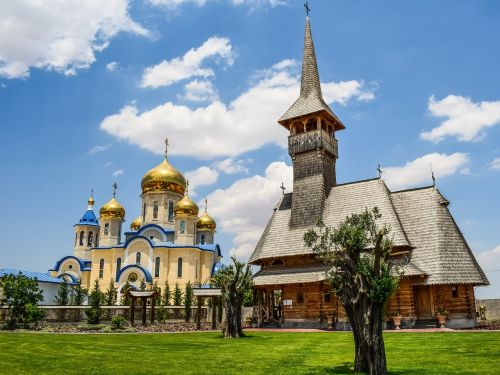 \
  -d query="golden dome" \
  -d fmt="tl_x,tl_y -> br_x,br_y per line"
130,216 -> 142,231
99,197 -> 125,220
141,158 -> 186,195
197,211 -> 216,231
174,195 -> 199,216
